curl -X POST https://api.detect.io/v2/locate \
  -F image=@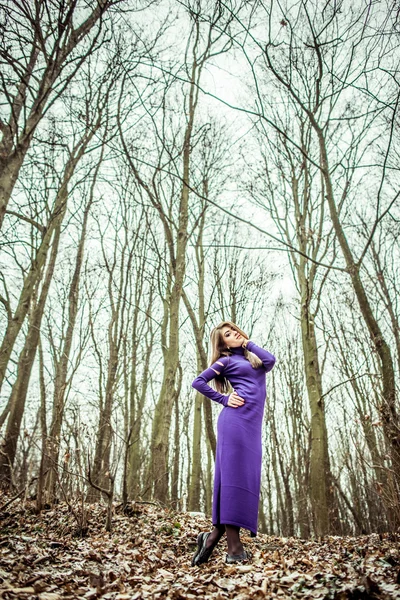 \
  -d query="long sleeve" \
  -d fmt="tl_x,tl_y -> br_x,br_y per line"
191,358 -> 230,407
246,340 -> 276,372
